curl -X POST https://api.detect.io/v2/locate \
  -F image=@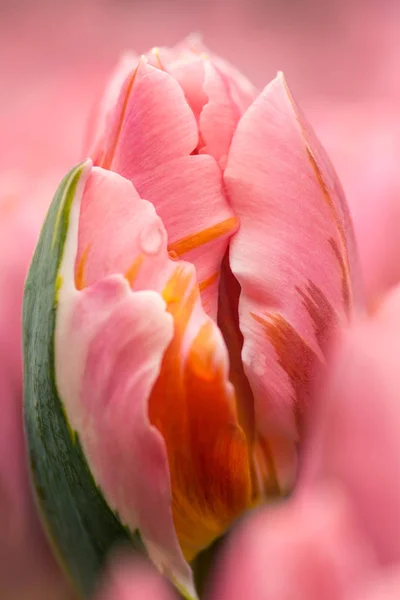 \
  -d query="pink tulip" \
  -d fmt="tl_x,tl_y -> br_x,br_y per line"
23,39 -> 363,598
